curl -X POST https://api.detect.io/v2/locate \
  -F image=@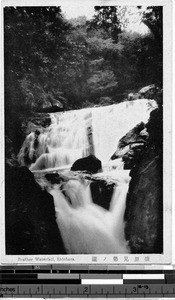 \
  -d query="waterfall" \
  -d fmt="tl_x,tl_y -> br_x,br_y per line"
18,99 -> 157,171
17,98 -> 157,254
49,173 -> 130,254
